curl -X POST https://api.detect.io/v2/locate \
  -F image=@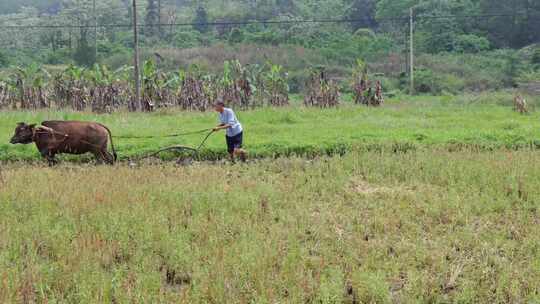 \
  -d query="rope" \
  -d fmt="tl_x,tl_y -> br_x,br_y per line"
114,128 -> 212,139
130,130 -> 216,162
34,128 -> 95,148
